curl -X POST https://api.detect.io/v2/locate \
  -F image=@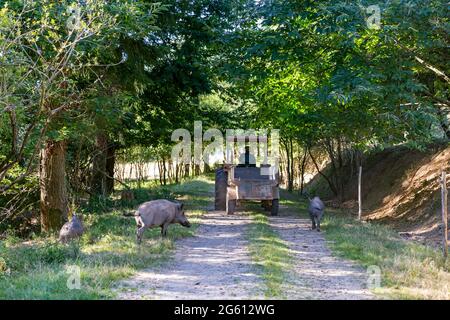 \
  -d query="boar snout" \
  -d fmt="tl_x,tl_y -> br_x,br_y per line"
179,217 -> 191,228
175,203 -> 191,228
